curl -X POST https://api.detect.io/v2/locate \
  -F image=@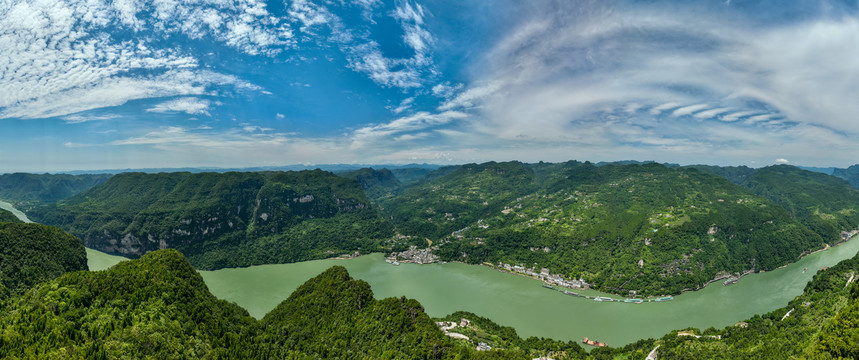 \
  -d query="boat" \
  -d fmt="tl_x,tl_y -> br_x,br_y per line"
392,261 -> 400,266
723,277 -> 738,286
624,298 -> 644,304
582,337 -> 607,347
542,283 -> 553,289
653,296 -> 674,302
593,296 -> 612,302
